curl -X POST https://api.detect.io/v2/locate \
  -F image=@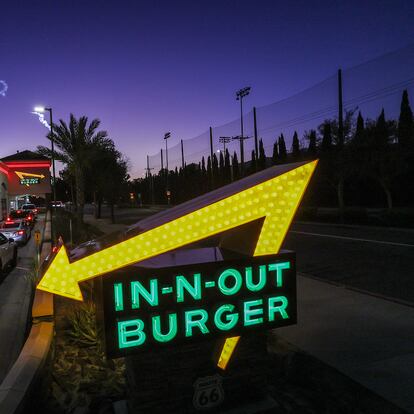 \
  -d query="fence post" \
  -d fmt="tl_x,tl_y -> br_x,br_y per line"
253,107 -> 259,171
209,127 -> 214,186
181,139 -> 185,170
